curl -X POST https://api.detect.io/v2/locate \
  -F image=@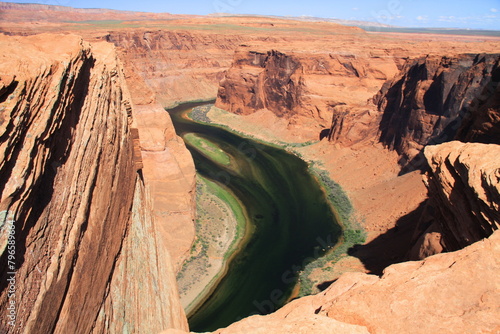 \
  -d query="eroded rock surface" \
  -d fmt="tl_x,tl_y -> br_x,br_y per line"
0,34 -> 187,333
216,48 -> 399,141
165,230 -> 500,334
375,54 -> 500,168
409,141 -> 500,259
